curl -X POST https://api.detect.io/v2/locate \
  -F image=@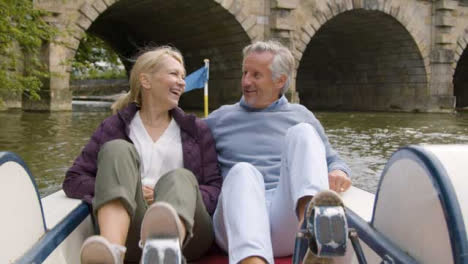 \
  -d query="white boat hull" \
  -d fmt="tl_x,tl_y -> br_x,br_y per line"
1,145 -> 467,263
